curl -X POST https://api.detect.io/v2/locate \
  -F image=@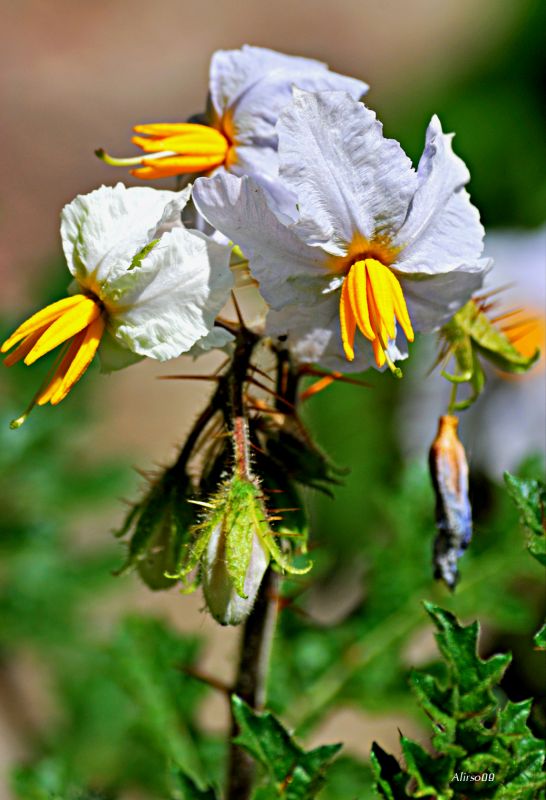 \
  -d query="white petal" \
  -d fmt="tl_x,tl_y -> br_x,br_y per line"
187,326 -> 235,356
105,228 -> 233,360
277,89 -> 417,255
61,183 -> 189,286
394,116 -> 484,274
209,45 -> 338,117
98,331 -> 144,373
193,173 -> 329,308
402,260 -> 491,333
231,63 -> 367,146
229,148 -> 299,219
267,297 -> 377,373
